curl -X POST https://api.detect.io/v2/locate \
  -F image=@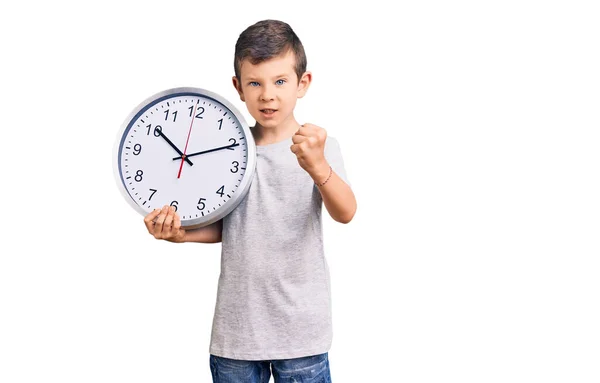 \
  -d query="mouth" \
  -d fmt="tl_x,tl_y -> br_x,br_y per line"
260,109 -> 278,117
